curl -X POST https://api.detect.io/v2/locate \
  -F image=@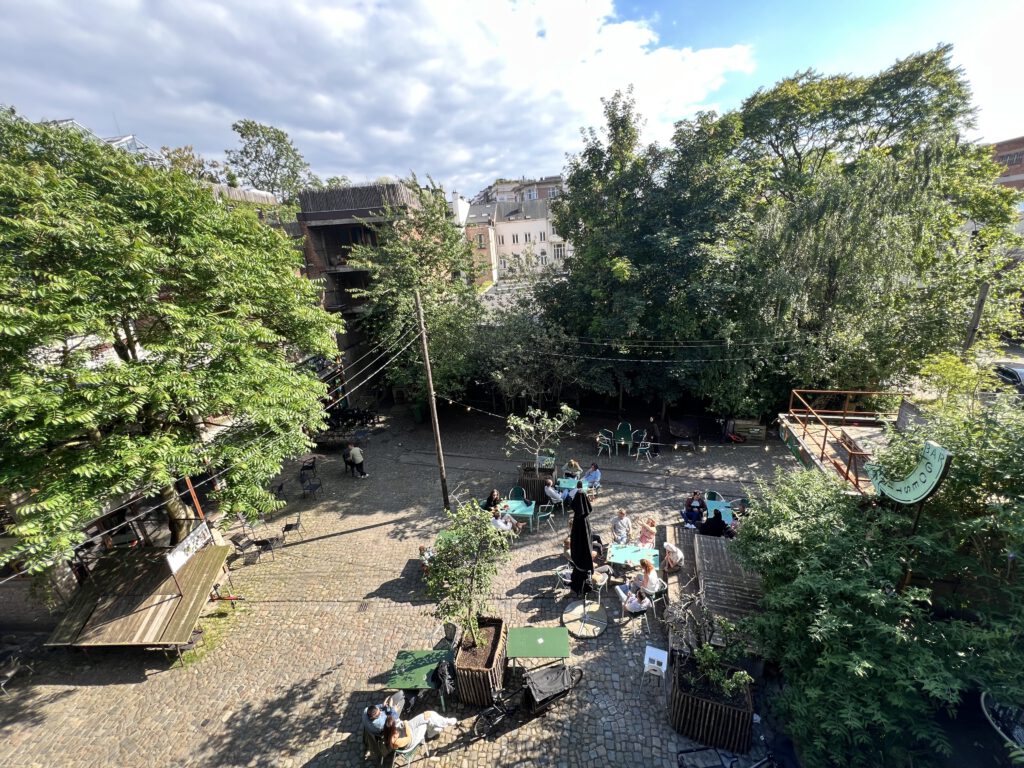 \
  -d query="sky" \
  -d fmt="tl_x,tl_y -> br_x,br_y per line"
1,0 -> 1020,196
